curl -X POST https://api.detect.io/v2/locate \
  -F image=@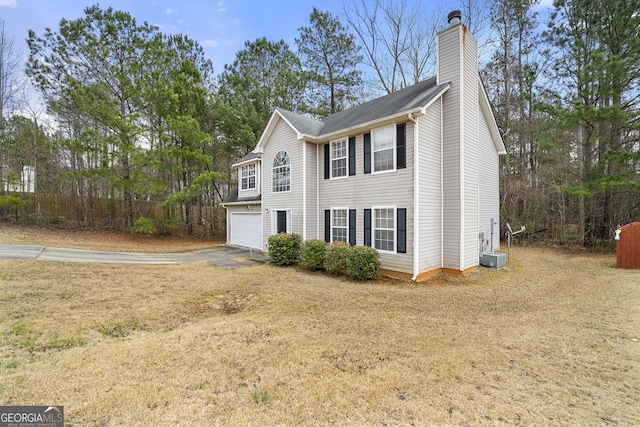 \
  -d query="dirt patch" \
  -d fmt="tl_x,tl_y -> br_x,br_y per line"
0,227 -> 639,426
